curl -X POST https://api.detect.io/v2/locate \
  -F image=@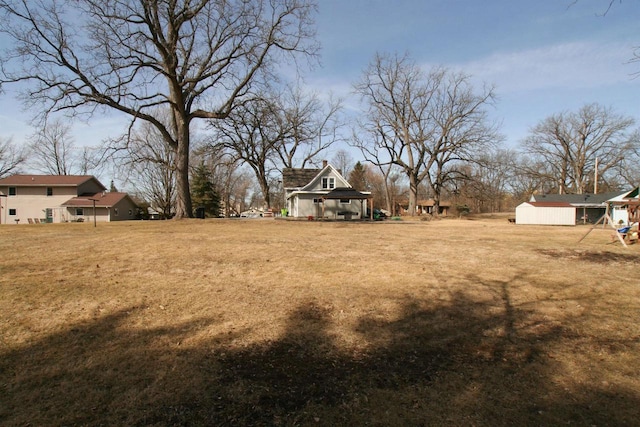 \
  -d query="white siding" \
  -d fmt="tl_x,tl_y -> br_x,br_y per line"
515,203 -> 576,225
612,206 -> 629,225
